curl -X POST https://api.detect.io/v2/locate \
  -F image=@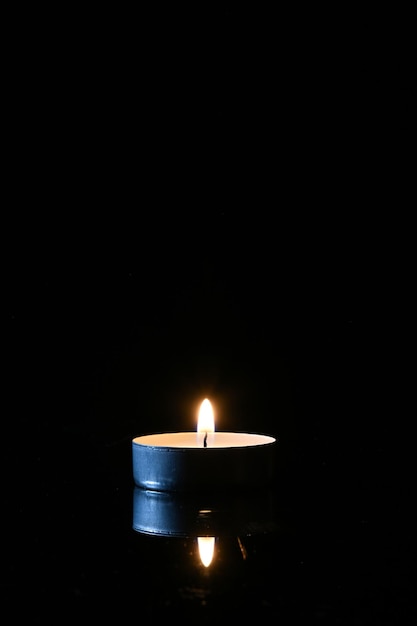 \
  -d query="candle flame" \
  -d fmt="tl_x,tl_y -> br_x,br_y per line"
198,537 -> 215,567
197,398 -> 215,433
